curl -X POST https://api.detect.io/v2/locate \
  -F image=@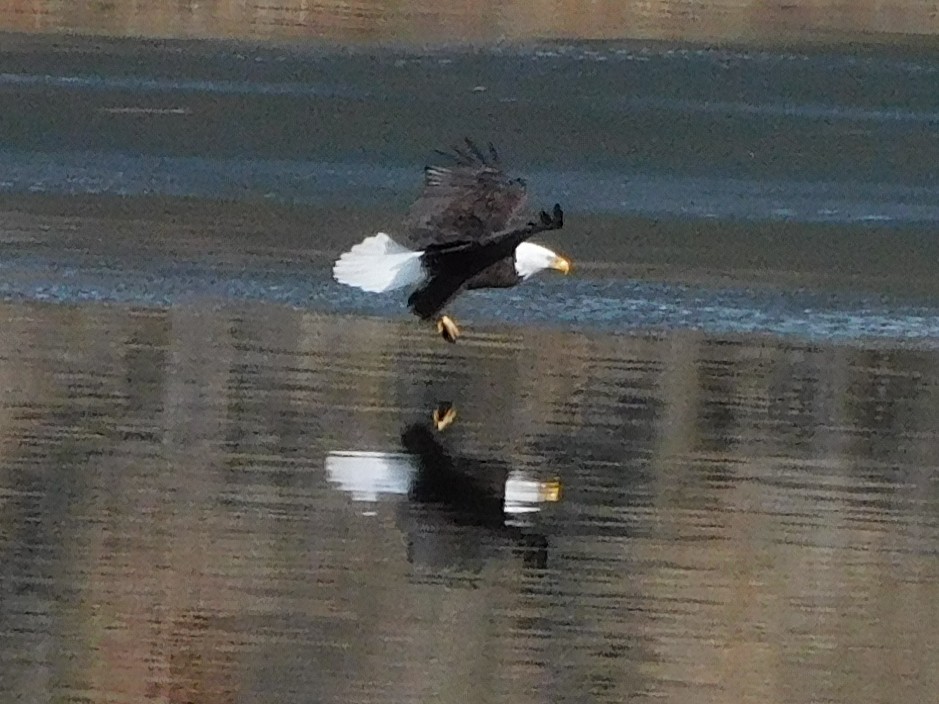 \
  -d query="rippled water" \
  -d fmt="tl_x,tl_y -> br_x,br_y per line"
2,303 -> 938,703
